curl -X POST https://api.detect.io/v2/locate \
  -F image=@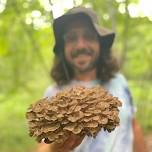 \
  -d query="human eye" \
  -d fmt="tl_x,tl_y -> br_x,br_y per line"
64,33 -> 77,43
84,31 -> 98,41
